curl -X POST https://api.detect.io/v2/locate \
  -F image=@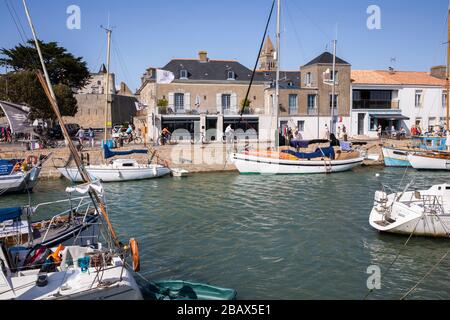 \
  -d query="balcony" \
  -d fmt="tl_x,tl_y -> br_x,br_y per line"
353,100 -> 399,110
